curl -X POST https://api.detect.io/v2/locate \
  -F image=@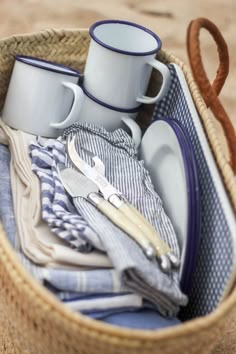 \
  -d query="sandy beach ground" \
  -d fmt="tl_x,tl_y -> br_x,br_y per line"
0,0 -> 235,132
